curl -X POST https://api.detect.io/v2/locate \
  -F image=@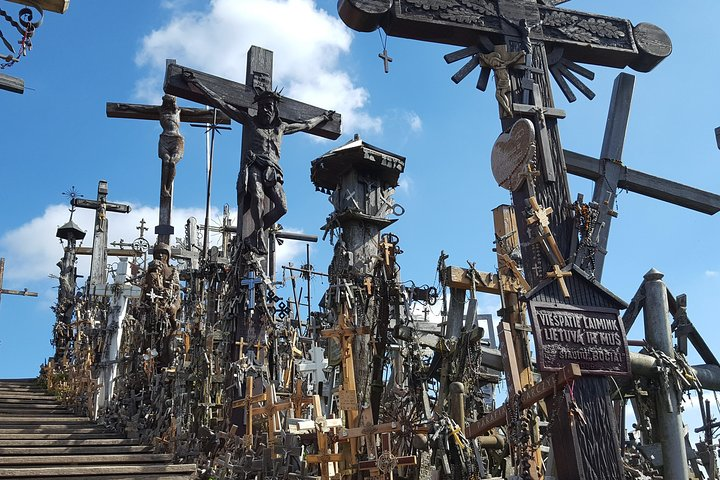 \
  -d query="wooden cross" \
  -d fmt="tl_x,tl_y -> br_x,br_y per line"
564,73 -> 720,280
305,395 -> 343,480
290,378 -> 315,418
0,258 -> 38,306
526,196 -> 564,267
71,180 -> 131,288
320,307 -> 370,460
163,46 -> 341,251
378,49 -> 393,73
513,83 -> 566,182
231,375 -> 266,448
546,264 -> 572,299
357,432 -> 416,479
253,383 -> 292,445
